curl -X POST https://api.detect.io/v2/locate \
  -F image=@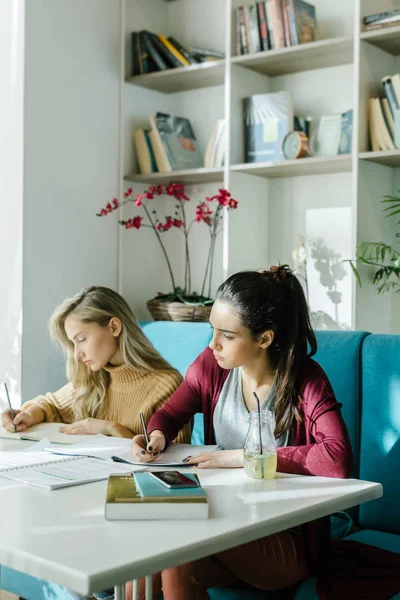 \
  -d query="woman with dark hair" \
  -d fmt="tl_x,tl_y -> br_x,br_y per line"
130,265 -> 354,599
